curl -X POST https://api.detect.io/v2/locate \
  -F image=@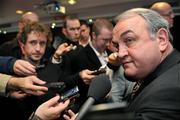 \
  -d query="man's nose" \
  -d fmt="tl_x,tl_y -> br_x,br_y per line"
75,29 -> 80,34
118,45 -> 128,58
35,44 -> 41,51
